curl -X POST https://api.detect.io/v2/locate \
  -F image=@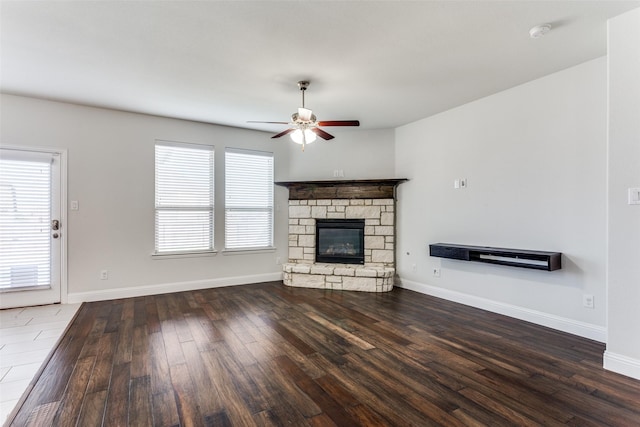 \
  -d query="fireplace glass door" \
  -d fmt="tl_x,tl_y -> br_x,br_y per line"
315,219 -> 365,264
